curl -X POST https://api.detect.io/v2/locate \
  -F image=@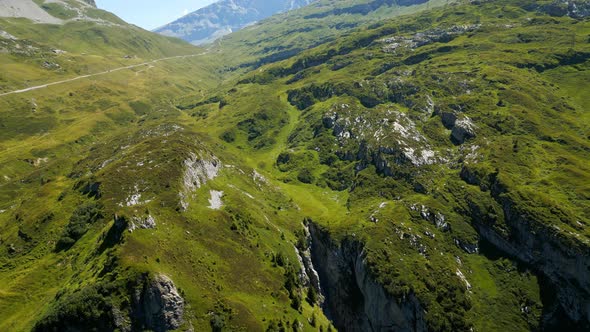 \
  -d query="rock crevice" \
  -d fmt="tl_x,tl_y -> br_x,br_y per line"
307,221 -> 426,332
